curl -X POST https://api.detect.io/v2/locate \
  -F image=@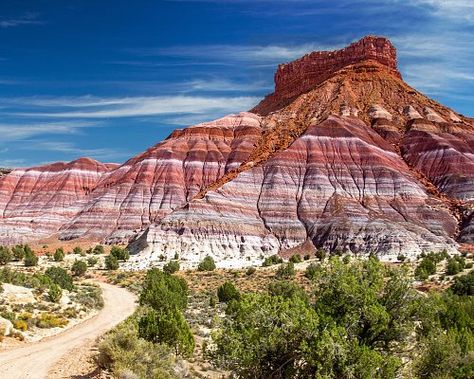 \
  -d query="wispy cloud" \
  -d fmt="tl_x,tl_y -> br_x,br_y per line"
128,42 -> 340,64
406,0 -> 474,23
0,13 -> 44,28
7,95 -> 259,119
24,141 -> 129,161
0,121 -> 99,141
